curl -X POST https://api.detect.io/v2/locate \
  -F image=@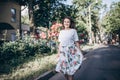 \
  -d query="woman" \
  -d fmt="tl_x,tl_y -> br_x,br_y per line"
55,17 -> 83,80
